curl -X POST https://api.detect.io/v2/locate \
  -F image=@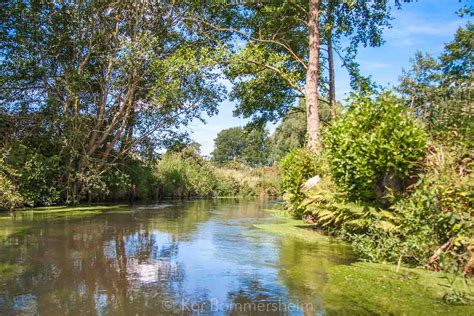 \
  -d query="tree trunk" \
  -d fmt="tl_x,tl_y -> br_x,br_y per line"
305,0 -> 321,151
327,29 -> 336,118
